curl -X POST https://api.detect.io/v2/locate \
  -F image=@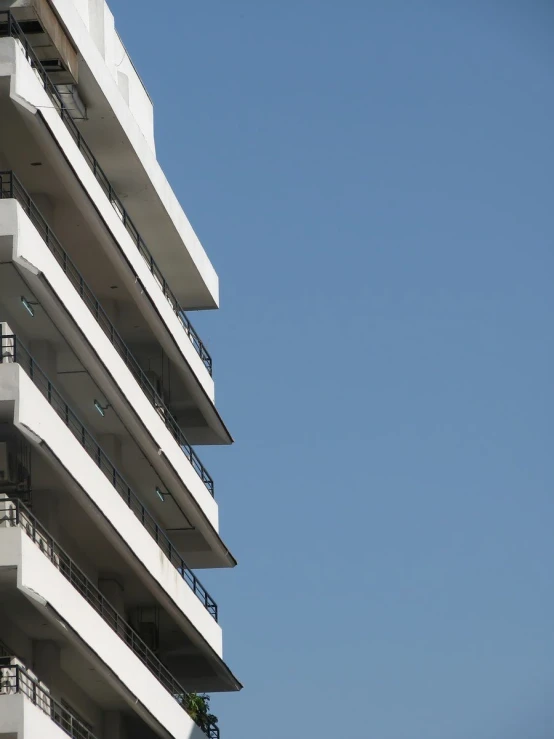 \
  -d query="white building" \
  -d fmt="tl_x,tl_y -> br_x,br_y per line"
0,2 -> 240,738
